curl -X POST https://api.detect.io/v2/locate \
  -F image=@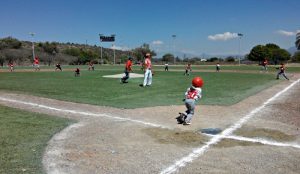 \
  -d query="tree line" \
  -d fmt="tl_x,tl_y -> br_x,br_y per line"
0,37 -> 299,67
